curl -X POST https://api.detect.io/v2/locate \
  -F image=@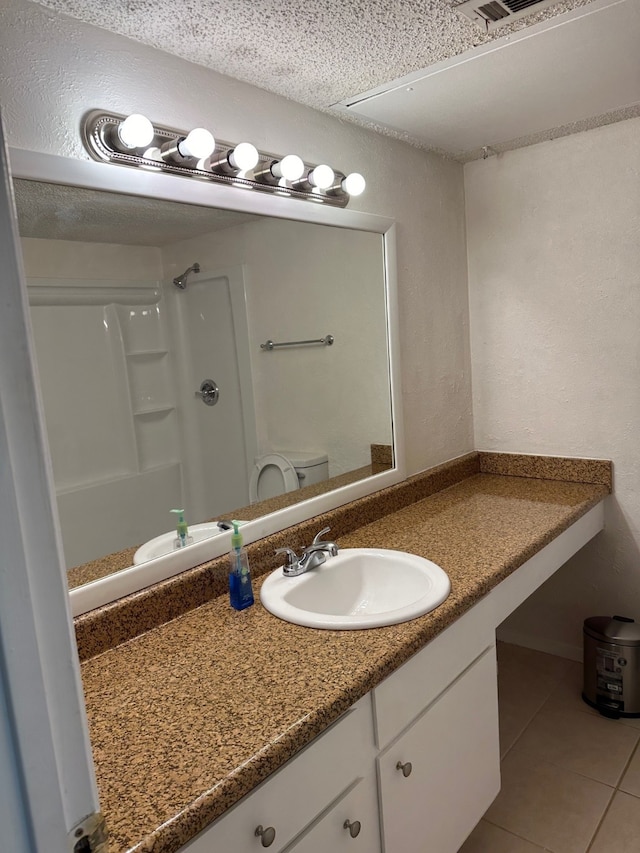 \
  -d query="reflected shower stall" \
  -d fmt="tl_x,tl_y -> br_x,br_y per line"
26,252 -> 256,569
